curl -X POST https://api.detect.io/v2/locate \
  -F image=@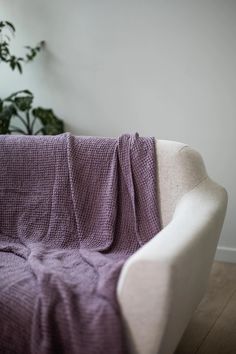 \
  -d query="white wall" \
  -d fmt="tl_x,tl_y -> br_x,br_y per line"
1,0 -> 236,261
